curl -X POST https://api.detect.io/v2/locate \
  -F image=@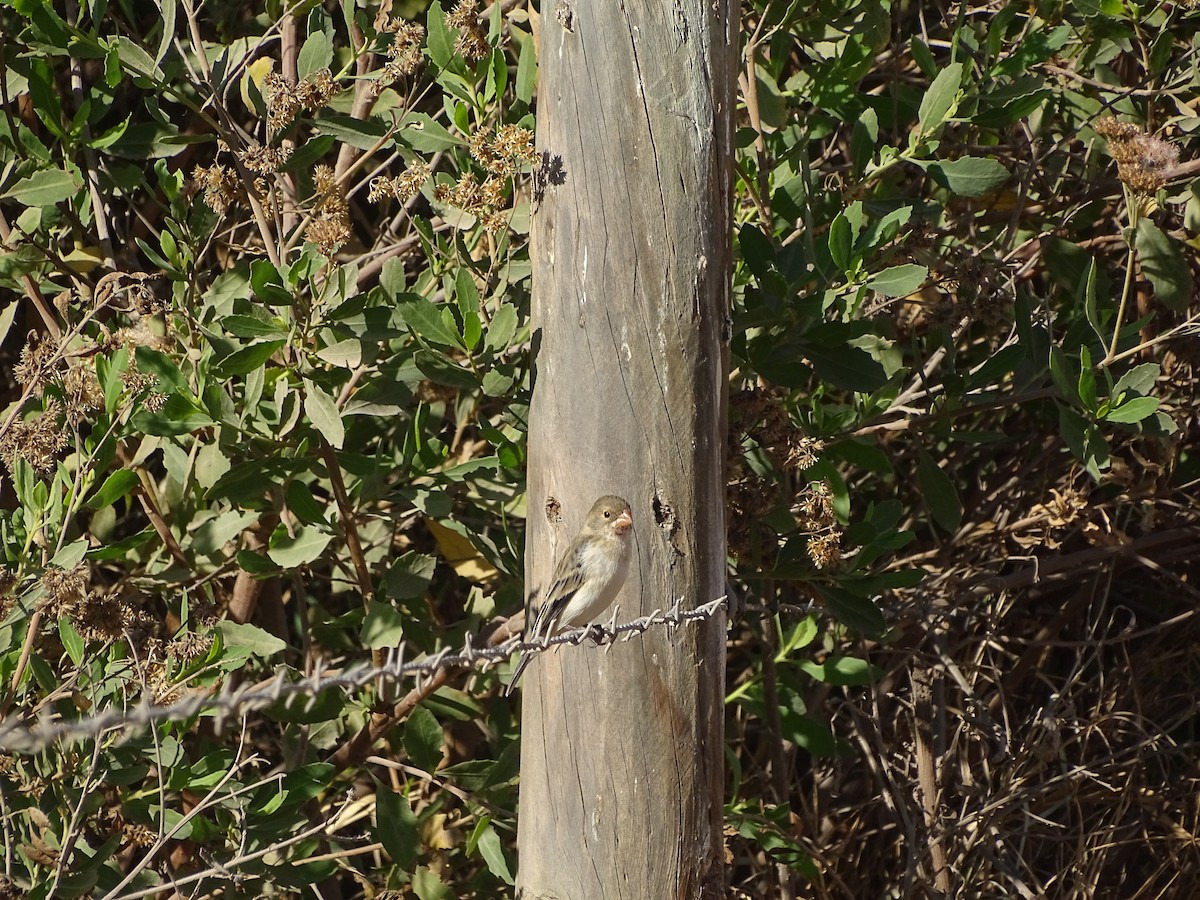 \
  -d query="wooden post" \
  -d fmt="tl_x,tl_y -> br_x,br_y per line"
517,2 -> 736,897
